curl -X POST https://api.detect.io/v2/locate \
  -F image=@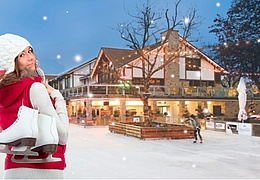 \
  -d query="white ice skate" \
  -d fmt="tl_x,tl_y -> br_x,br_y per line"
12,114 -> 61,163
0,105 -> 39,156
